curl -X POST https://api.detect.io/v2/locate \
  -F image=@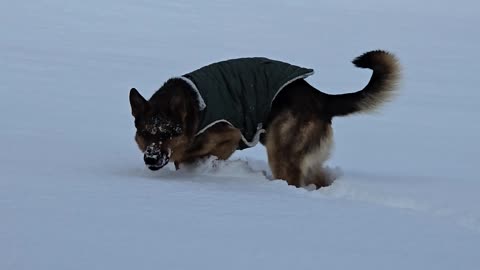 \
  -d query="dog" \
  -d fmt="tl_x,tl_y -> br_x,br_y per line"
129,50 -> 400,188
